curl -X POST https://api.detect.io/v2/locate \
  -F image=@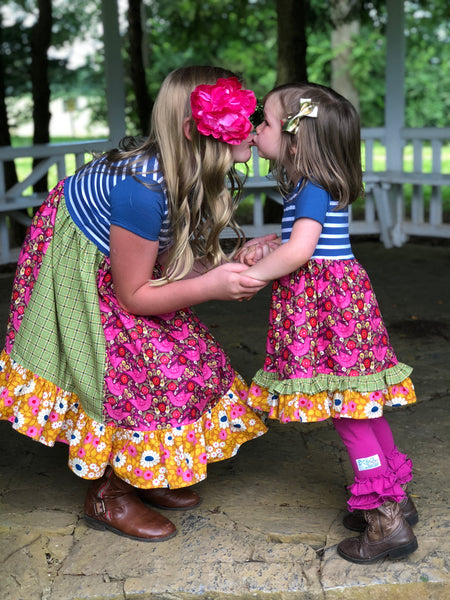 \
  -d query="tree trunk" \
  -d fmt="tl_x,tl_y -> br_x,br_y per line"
275,0 -> 308,86
1,14 -> 25,248
330,0 -> 360,112
31,0 -> 52,193
128,0 -> 153,135
267,0 -> 309,224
